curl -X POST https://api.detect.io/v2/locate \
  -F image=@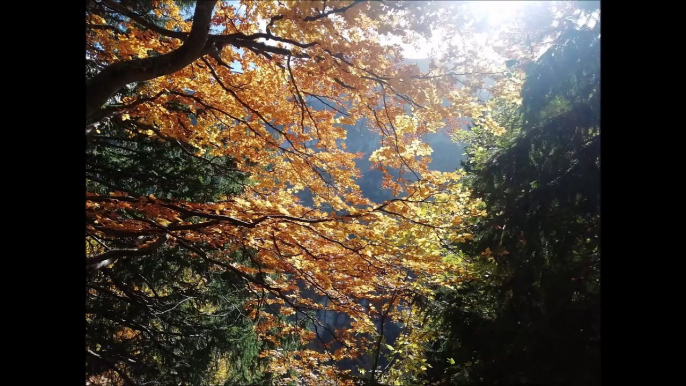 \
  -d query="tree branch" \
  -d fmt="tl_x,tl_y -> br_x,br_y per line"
86,234 -> 169,270
303,1 -> 362,21
86,0 -> 217,117
101,0 -> 187,40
